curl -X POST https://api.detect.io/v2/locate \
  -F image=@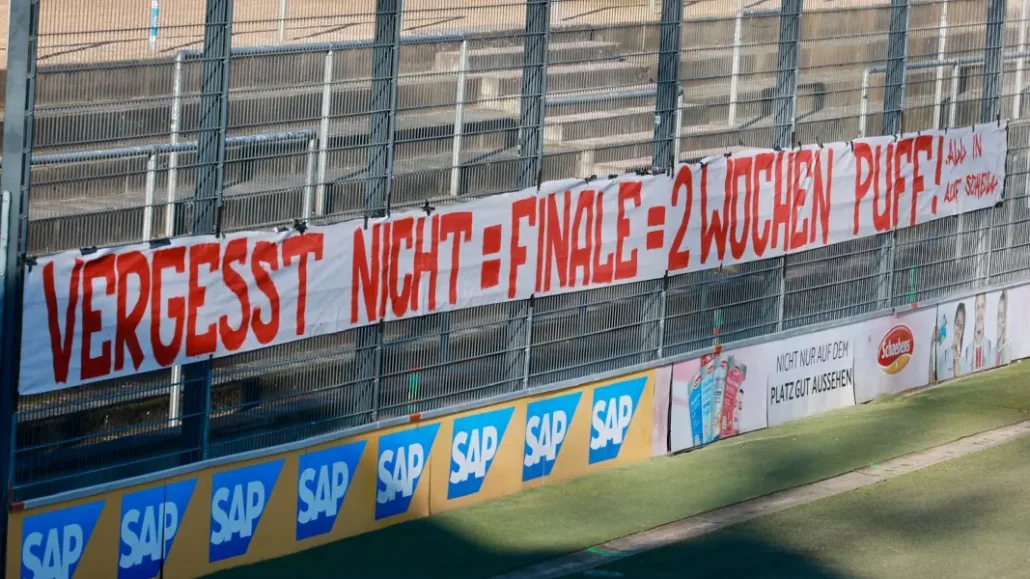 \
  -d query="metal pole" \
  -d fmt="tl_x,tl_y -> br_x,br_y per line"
303,137 -> 317,218
142,153 -> 158,240
366,0 -> 404,216
773,0 -> 802,149
652,0 -> 682,171
882,0 -> 910,136
933,0 -> 949,128
0,0 -> 39,560
167,51 -> 184,236
316,49 -> 333,215
949,64 -> 960,127
450,39 -> 469,197
277,0 -> 287,43
518,0 -> 550,188
980,0 -> 1005,123
1015,0 -> 1029,118
859,67 -> 871,137
728,0 -> 744,127
673,89 -> 683,164
179,0 -> 234,464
